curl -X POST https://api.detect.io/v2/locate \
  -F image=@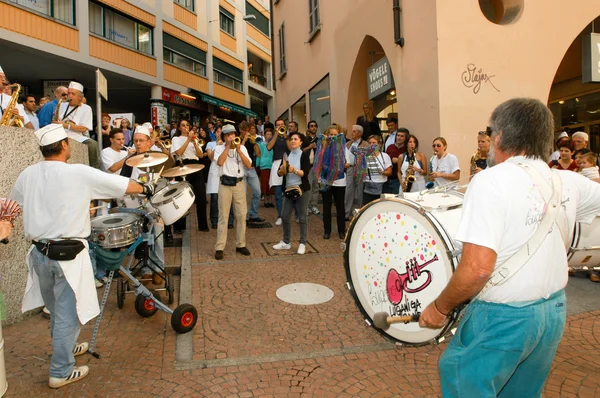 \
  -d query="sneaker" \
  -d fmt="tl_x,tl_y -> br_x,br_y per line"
248,216 -> 265,223
311,206 -> 320,215
297,244 -> 306,255
42,306 -> 51,319
275,218 -> 282,226
95,279 -> 103,289
307,208 -> 312,215
101,276 -> 109,284
73,342 -> 89,357
49,366 -> 89,388
273,241 -> 291,250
